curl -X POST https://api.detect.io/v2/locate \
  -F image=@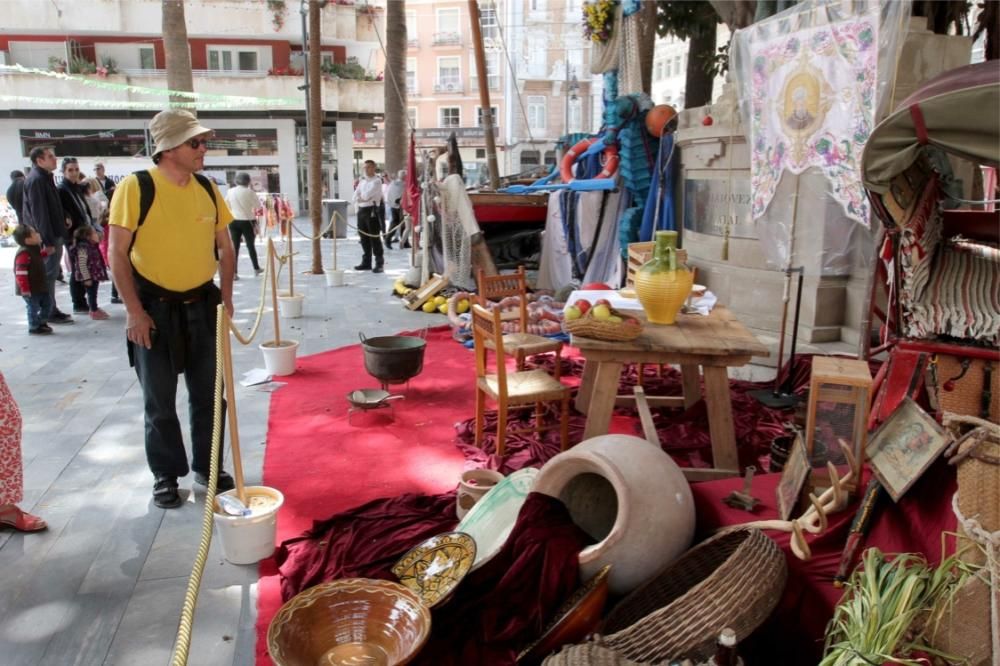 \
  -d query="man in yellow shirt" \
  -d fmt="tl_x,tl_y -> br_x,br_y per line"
108,109 -> 236,509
